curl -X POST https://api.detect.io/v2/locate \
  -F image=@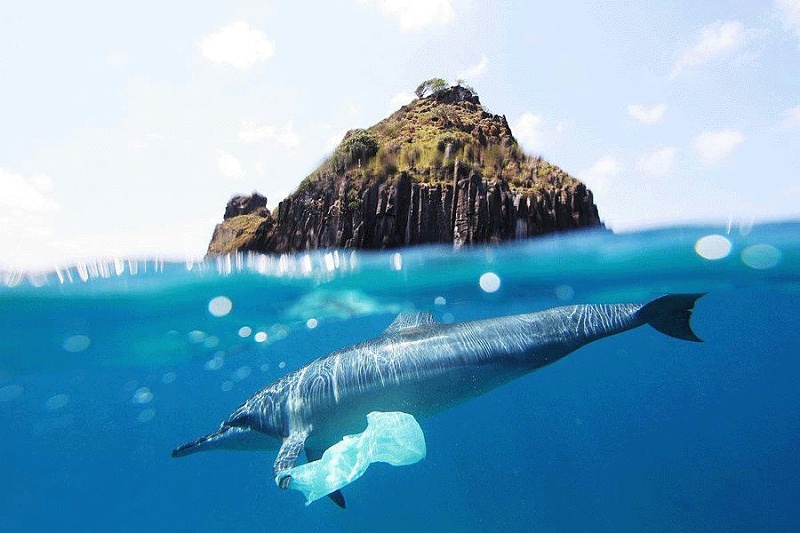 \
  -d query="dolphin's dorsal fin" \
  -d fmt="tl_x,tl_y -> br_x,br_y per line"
385,312 -> 436,334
